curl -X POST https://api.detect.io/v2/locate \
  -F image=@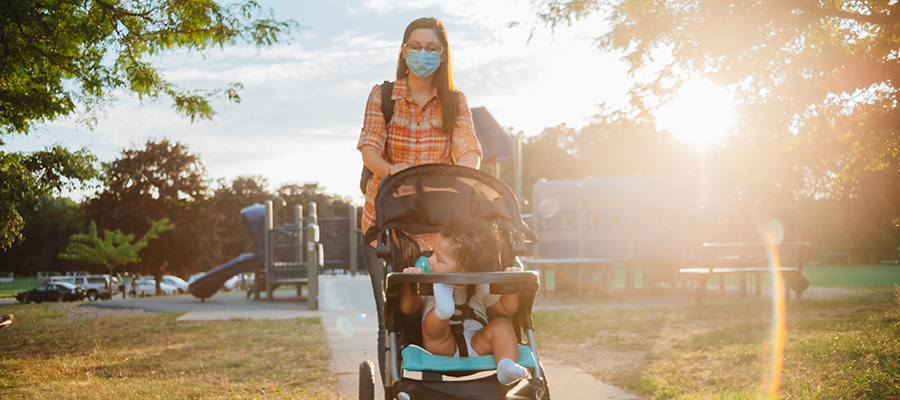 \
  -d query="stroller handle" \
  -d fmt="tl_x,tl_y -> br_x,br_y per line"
384,271 -> 540,297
